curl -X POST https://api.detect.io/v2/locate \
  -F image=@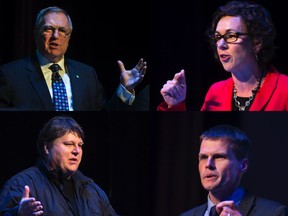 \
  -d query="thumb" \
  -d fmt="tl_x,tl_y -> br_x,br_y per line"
117,60 -> 125,73
22,185 -> 30,199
